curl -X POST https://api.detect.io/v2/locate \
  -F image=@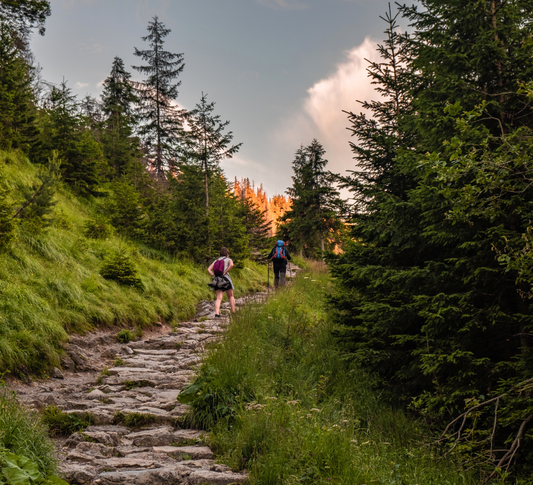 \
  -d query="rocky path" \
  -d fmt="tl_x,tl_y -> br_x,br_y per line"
12,288 -> 283,485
